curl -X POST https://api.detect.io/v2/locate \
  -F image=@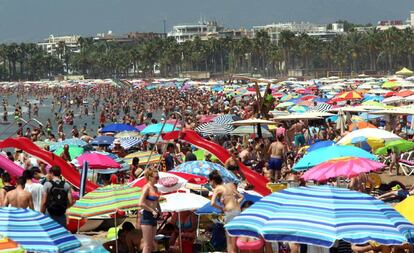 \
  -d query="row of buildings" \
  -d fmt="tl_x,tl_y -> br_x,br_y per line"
38,11 -> 414,55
